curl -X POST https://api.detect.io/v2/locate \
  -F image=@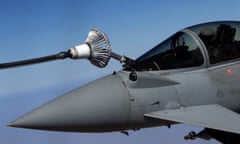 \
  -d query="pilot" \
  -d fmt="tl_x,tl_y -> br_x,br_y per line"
215,24 -> 236,45
215,24 -> 236,59
198,28 -> 219,63
199,25 -> 238,64
198,28 -> 216,48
